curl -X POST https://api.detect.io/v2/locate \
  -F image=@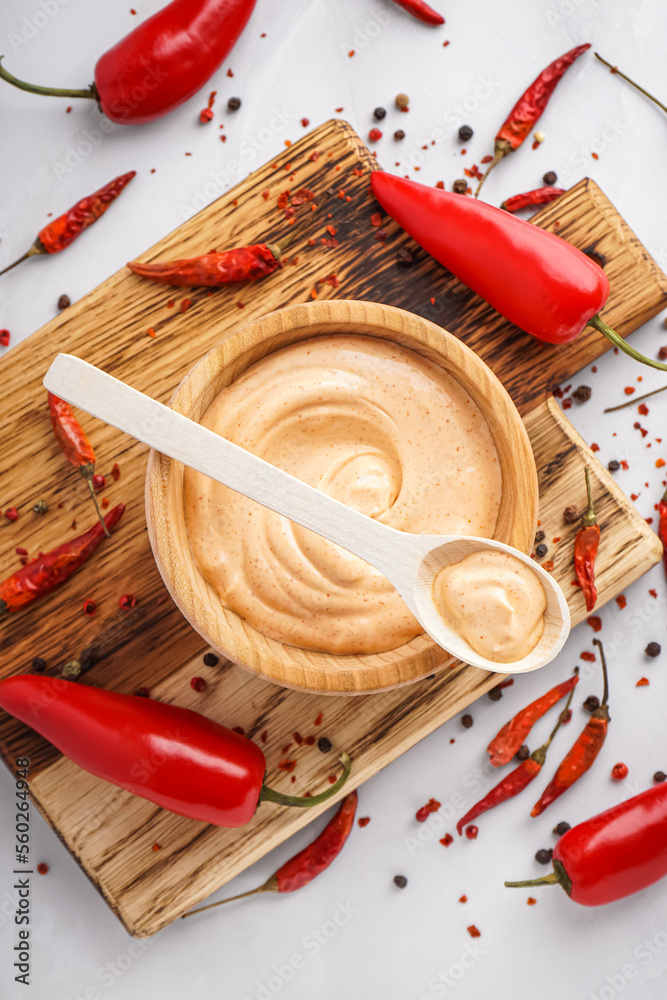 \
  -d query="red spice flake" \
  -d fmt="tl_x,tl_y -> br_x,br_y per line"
624,386 -> 635,396
465,825 -> 479,840
260,729 -> 268,743
657,459 -> 666,469
552,536 -> 561,543
459,894 -> 467,903
281,743 -> 292,754
616,595 -> 627,610
561,708 -> 573,724
463,164 -> 484,181
562,398 -> 573,410
82,598 -> 96,616
303,735 -> 316,746
92,473 -> 105,491
0,330 -> 10,347
300,117 -> 310,127
190,676 -> 207,692
166,299 -> 175,308
368,128 -> 383,142
532,140 -> 540,150
152,843 -> 162,851
326,224 -> 338,237
620,460 -> 629,470
291,188 -> 315,206
358,816 -> 371,828
638,403 -> 650,416
370,212 -> 383,227
353,167 -> 364,177
283,163 -> 292,171
147,327 -> 156,338
328,775 -> 337,784
637,677 -> 650,687
467,925 -> 481,938
542,560 -> 555,572
101,497 -> 109,508
480,154 -> 493,164
591,152 -> 599,160
309,151 -> 320,162
590,443 -> 600,453
232,726 -> 245,736
15,547 -> 27,556
527,897 -> 537,906
261,190 -> 270,201
180,298 -> 192,314
580,651 -> 596,662
443,40 -> 450,46
226,68 -> 233,77
278,759 -> 297,772
587,615 -> 602,632
440,834 -> 454,847
612,762 -> 628,780
319,273 -> 340,288
119,593 -> 136,611
416,798 -> 441,822
314,712 -> 323,726
5,508 -> 18,522
650,589 -> 658,598
293,731 -> 304,745
199,108 -> 214,124
277,191 -> 290,210
220,135 -> 227,142
237,302 -> 245,309
111,462 -> 121,481
310,288 -> 318,299
375,229 -> 387,243
36,863 -> 49,875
